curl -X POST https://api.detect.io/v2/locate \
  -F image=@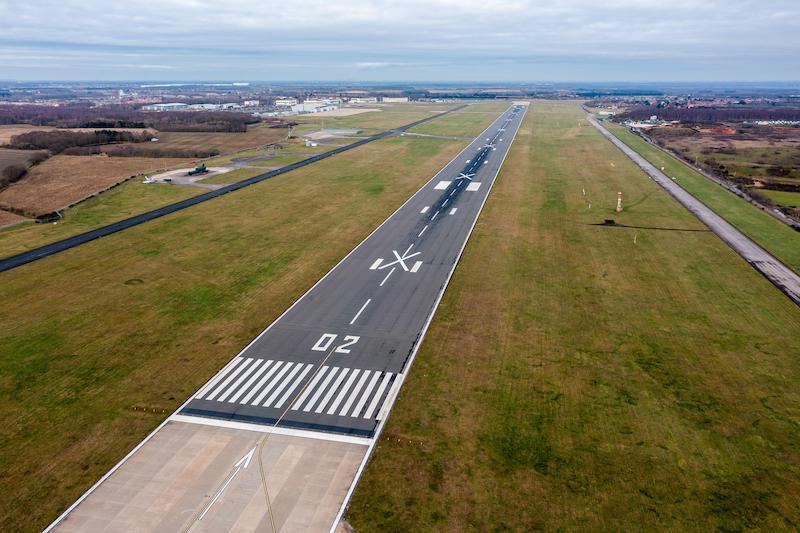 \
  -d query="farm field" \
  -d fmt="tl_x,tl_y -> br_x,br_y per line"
0,148 -> 46,179
0,124 -> 56,144
346,101 -> 800,531
606,123 -> 800,274
759,188 -> 800,207
0,130 -> 479,532
0,154 -> 190,218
